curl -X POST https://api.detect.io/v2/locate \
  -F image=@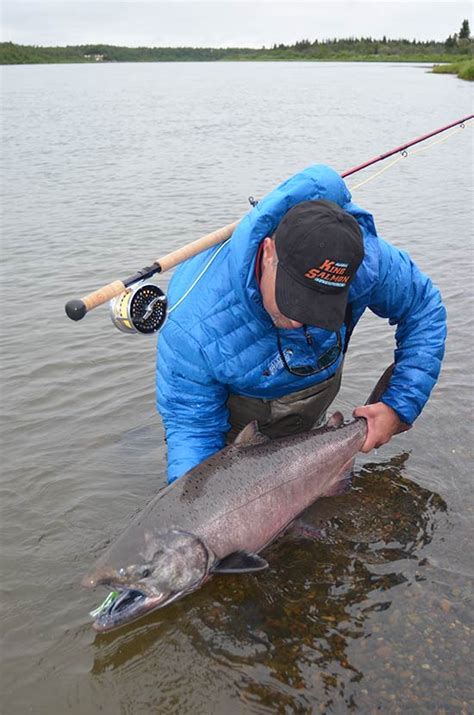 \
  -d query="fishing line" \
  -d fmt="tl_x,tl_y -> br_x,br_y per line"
348,154 -> 406,192
167,238 -> 230,316
349,123 -> 468,192
64,114 -> 473,334
170,124 -> 471,316
405,124 -> 468,156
